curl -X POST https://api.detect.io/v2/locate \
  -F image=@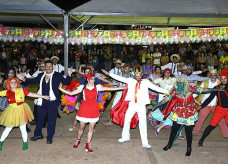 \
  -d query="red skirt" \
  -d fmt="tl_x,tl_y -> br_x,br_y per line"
77,100 -> 100,118
111,86 -> 139,128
